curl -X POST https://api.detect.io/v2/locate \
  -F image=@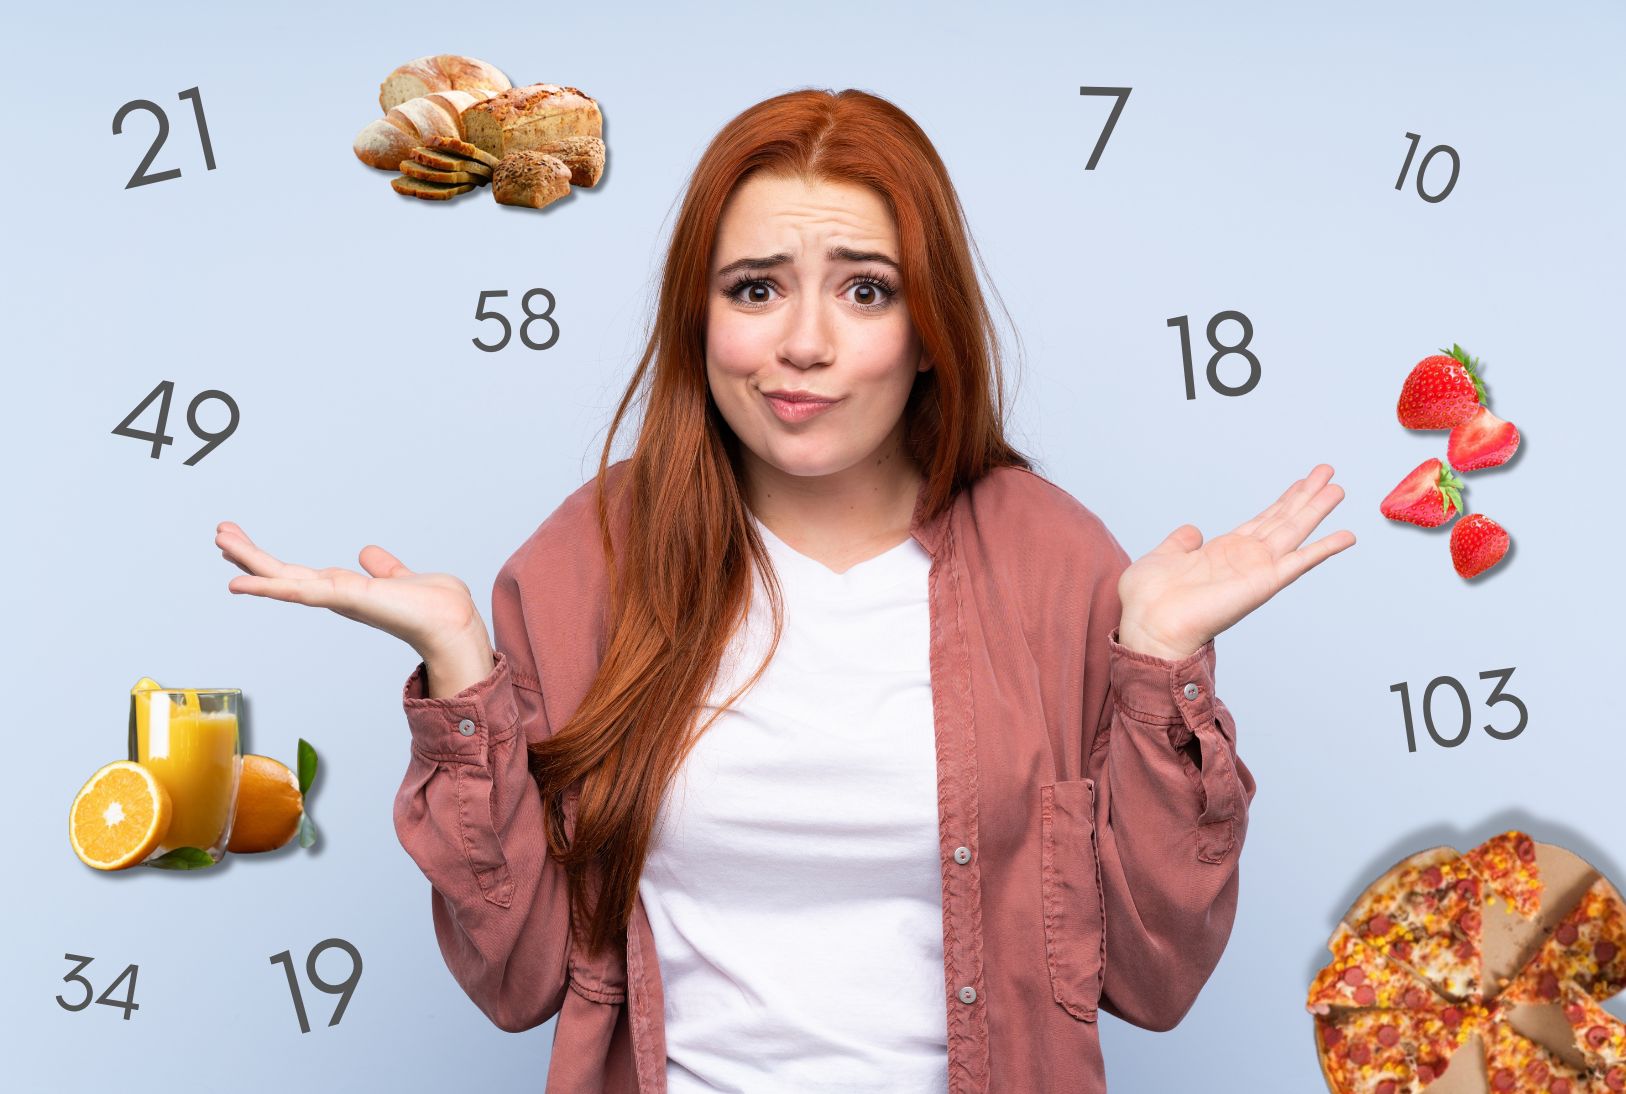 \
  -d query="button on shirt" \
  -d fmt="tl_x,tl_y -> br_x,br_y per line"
637,515 -> 947,1092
